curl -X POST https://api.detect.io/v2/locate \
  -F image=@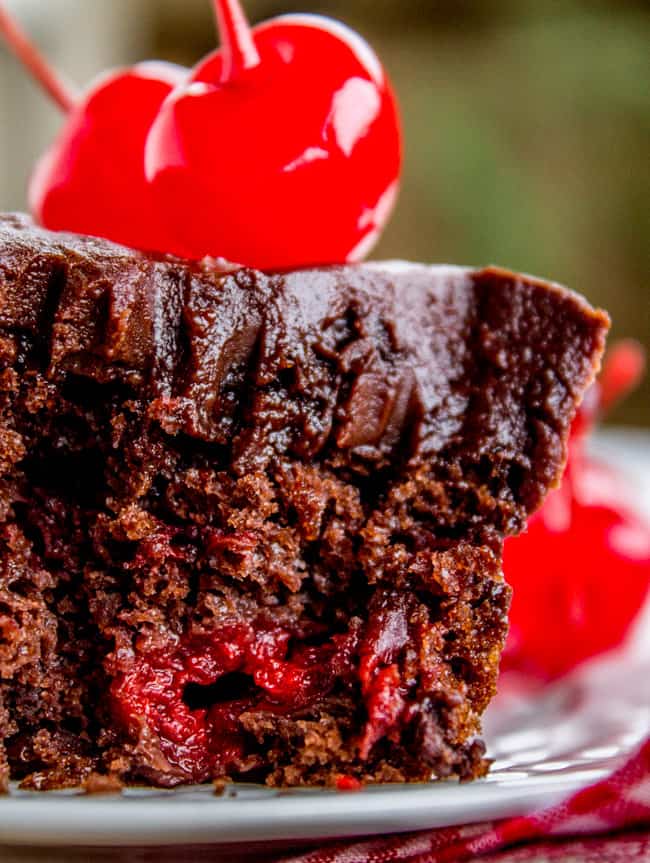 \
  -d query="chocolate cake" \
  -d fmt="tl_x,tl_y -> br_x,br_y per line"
0,213 -> 608,790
